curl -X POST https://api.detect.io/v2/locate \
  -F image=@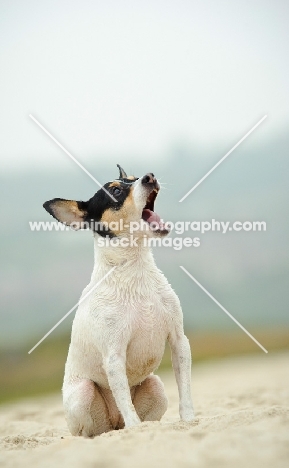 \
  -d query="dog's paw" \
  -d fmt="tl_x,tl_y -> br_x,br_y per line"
181,416 -> 199,425
180,409 -> 195,422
